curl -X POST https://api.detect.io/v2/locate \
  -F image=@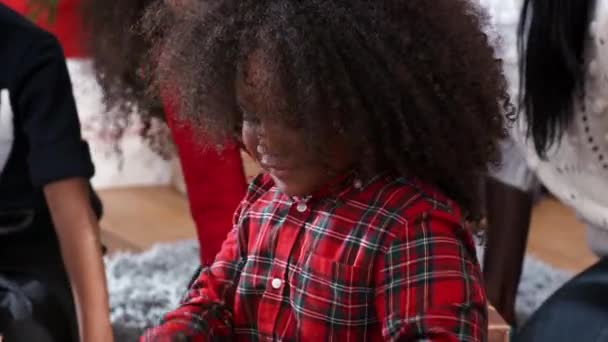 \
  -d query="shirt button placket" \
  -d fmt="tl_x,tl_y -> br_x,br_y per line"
260,196 -> 310,337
